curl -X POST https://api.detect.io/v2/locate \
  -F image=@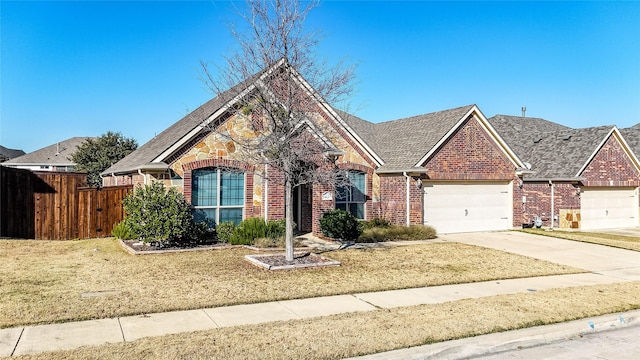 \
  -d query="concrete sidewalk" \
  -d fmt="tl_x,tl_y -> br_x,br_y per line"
1,231 -> 639,357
